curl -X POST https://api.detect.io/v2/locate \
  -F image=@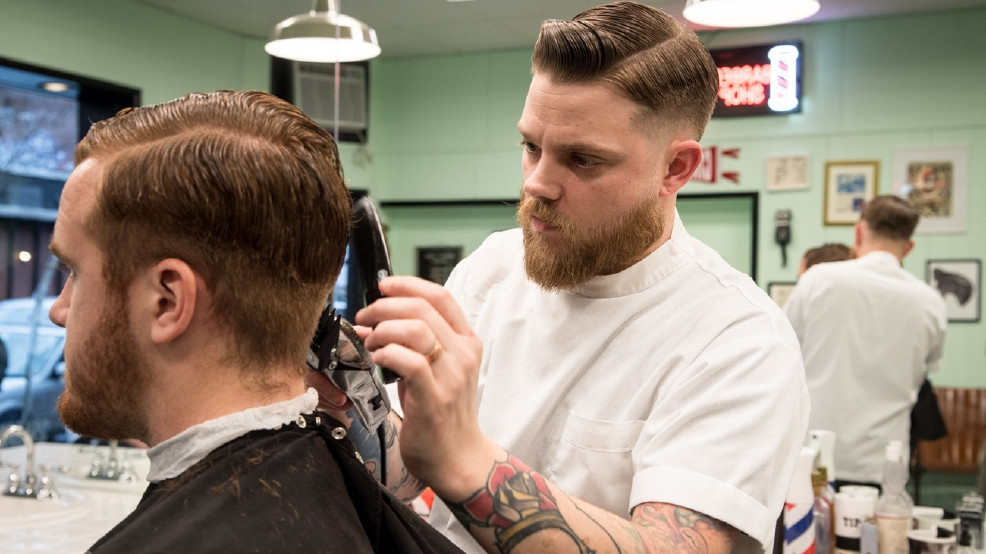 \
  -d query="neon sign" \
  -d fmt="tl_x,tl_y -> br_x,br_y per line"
710,42 -> 802,118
